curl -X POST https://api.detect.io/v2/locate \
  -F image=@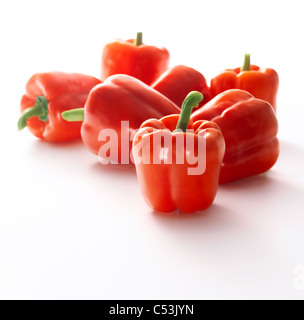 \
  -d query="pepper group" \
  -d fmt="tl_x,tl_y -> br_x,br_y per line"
18,32 -> 280,213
